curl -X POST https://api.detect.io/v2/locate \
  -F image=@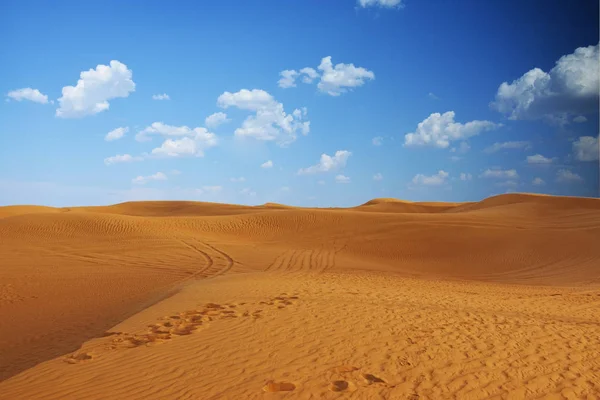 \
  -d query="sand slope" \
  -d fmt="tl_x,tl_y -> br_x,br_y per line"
0,193 -> 599,398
